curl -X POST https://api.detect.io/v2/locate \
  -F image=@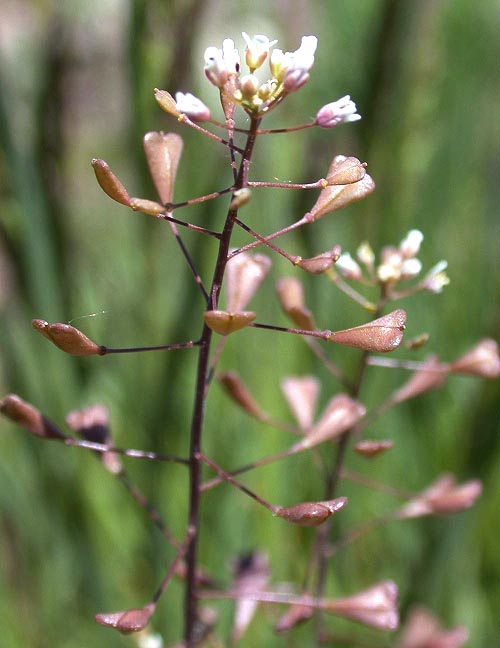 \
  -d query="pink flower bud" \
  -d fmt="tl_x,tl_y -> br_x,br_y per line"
323,581 -> 399,631
282,35 -> 318,92
0,394 -> 66,440
32,319 -> 102,356
281,375 -> 320,429
330,309 -> 406,353
143,131 -> 183,205
315,95 -> 361,128
450,338 -> 500,378
275,497 -> 347,527
203,310 -> 256,336
225,253 -> 271,312
91,158 -> 131,206
95,602 -> 155,634
175,92 -> 211,122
